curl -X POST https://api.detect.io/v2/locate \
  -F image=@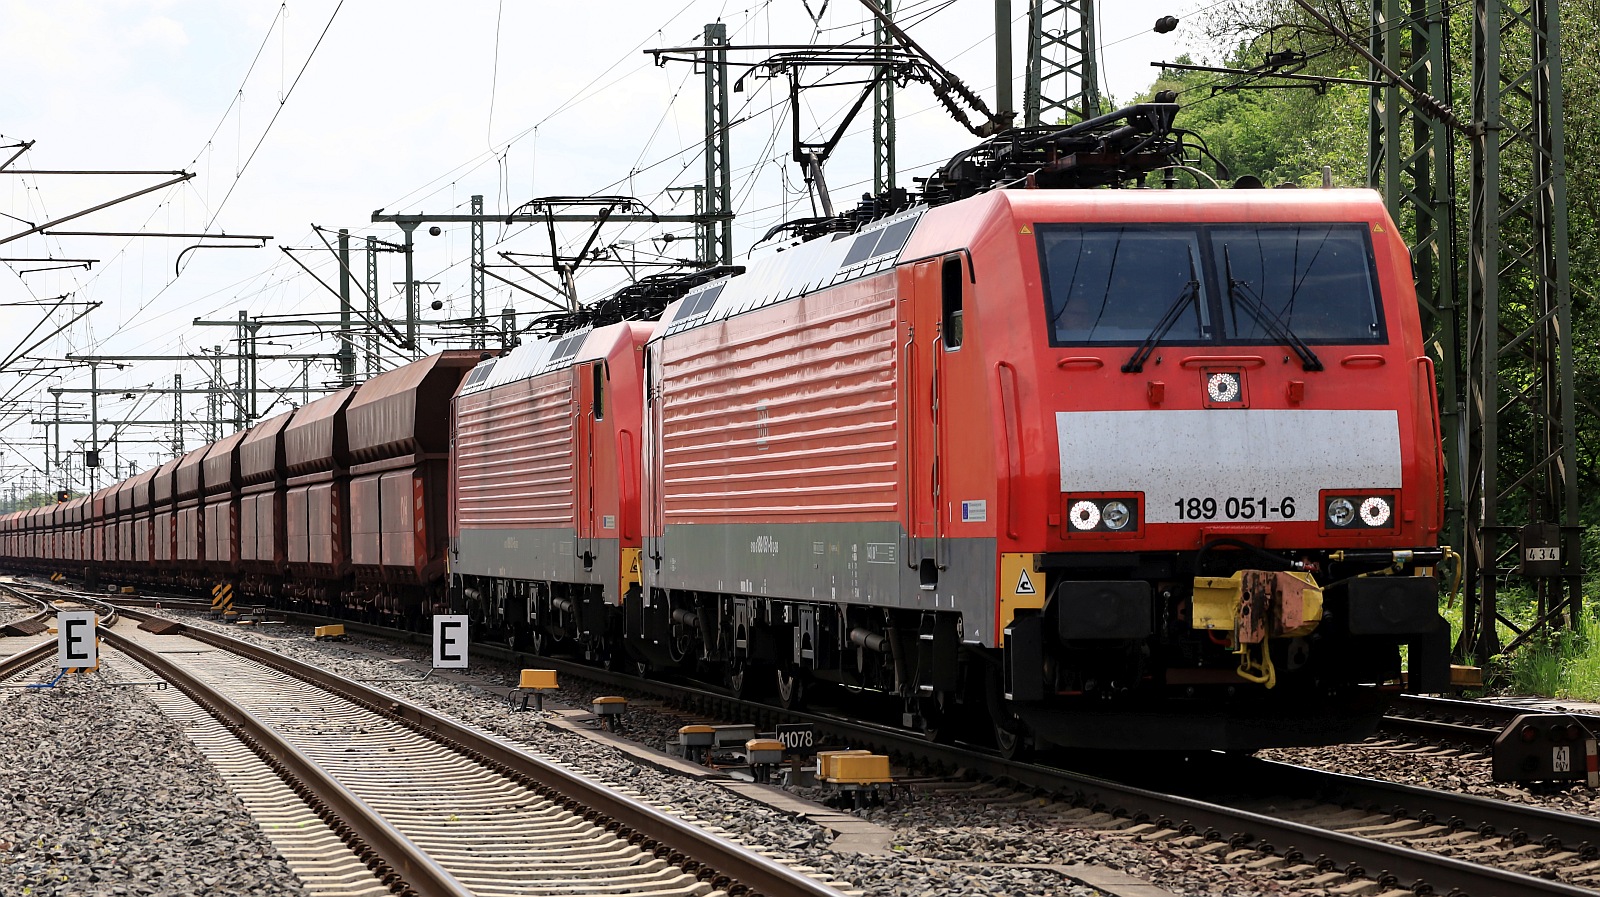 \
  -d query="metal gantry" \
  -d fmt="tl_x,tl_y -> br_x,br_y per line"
1461,0 -> 1580,659
1024,0 -> 1101,126
1365,0 -> 1580,657
471,194 -> 487,349
873,0 -> 897,195
703,23 -> 734,266
1366,0 -> 1461,545
366,235 -> 381,377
